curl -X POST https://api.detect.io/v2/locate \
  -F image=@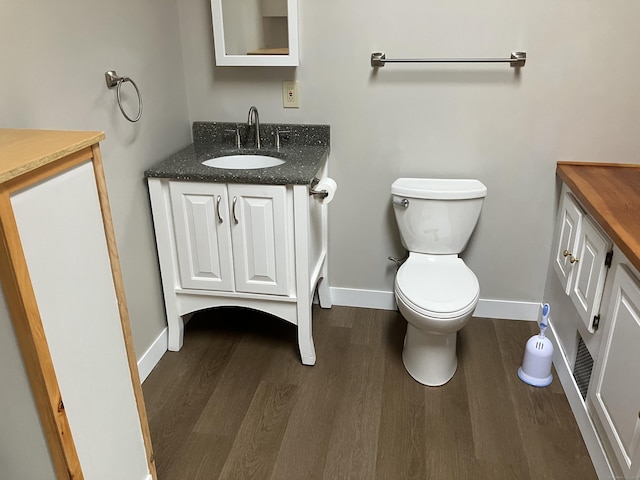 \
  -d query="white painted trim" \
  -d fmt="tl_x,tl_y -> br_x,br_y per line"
546,318 -> 614,480
329,287 -> 539,321
329,287 -> 396,310
137,328 -> 168,383
473,299 -> 539,321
